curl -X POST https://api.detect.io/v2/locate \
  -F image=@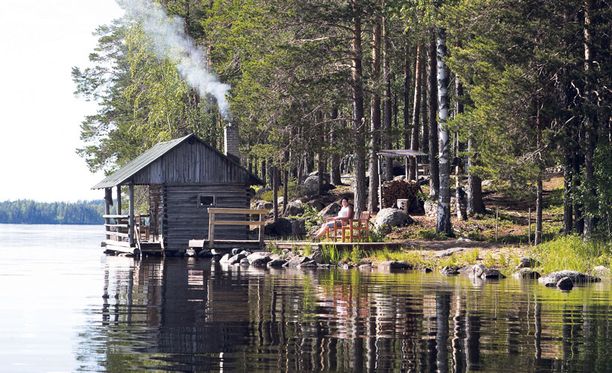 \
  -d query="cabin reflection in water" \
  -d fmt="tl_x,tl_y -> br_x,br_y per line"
94,258 -> 611,372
